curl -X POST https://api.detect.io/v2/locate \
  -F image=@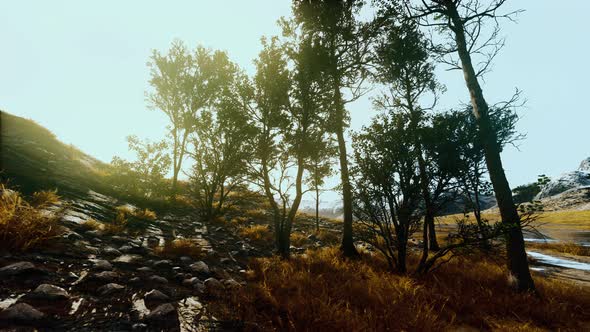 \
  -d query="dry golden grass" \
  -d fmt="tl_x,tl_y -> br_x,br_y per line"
230,216 -> 250,226
240,225 -> 273,244
79,218 -> 102,232
101,222 -> 125,235
244,208 -> 268,221
438,210 -> 590,228
115,204 -> 135,215
0,186 -> 64,251
315,229 -> 340,245
212,247 -> 590,331
290,232 -> 308,247
154,238 -> 202,259
101,205 -> 156,235
30,189 -> 60,207
134,208 -> 157,220
528,241 -> 590,257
